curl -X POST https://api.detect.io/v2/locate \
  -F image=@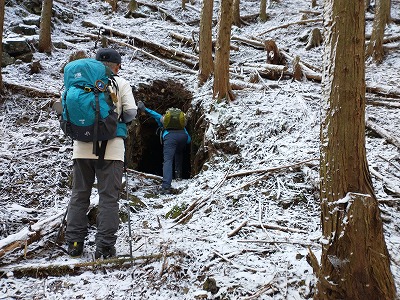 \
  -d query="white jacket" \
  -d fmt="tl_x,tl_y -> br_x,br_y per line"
72,76 -> 137,162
